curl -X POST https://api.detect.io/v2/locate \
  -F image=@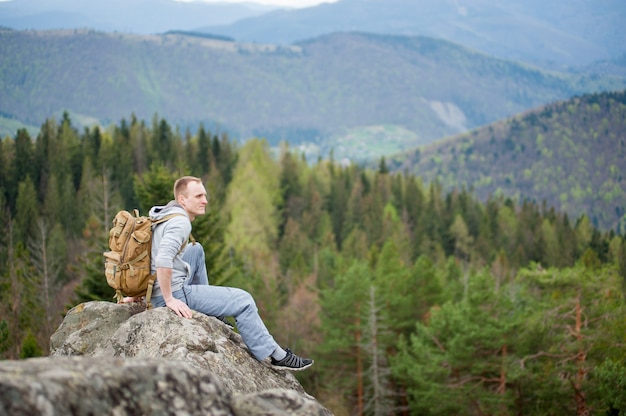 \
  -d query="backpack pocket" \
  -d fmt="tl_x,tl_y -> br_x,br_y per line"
104,251 -> 122,290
